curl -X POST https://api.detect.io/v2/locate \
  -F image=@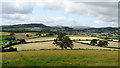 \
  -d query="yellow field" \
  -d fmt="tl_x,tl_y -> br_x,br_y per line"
0,32 -> 10,36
